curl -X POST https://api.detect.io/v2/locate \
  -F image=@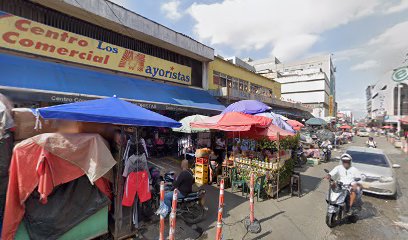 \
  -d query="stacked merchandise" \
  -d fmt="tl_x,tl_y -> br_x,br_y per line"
194,157 -> 209,185
194,148 -> 211,185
